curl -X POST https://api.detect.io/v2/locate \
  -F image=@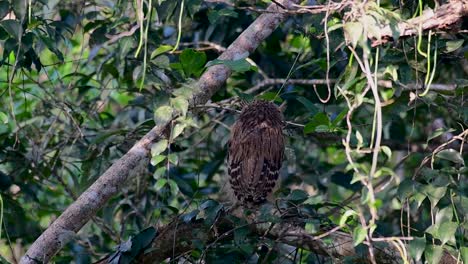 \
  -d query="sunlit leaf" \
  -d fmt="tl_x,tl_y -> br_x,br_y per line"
339,209 -> 357,226
171,97 -> 189,117
151,155 -> 166,166
380,146 -> 392,159
461,247 -> 468,264
171,123 -> 186,140
155,178 -> 168,191
168,179 -> 179,194
151,139 -> 168,156
344,22 -> 363,48
435,206 -> 453,225
154,105 -> 173,124
150,45 -> 173,59
353,226 -> 366,246
0,112 -> 8,124
444,40 -> 464,53
168,153 -> 178,164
